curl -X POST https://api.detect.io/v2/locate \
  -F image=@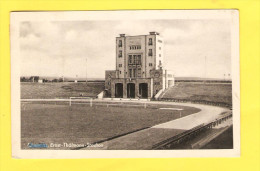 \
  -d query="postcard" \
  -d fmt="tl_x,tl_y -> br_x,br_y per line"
11,10 -> 240,158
